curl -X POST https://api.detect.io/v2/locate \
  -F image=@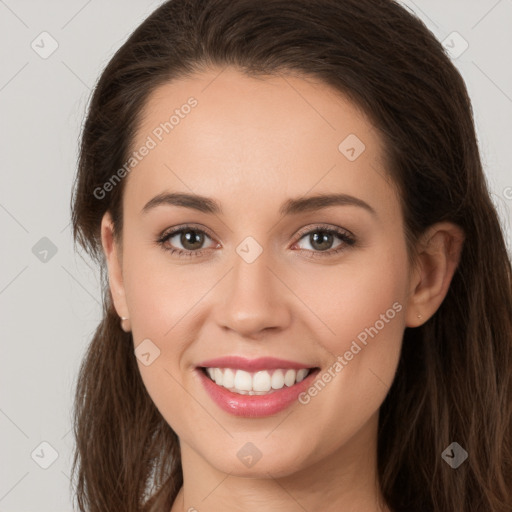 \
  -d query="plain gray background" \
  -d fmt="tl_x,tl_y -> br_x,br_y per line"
1,1 -> 511,510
